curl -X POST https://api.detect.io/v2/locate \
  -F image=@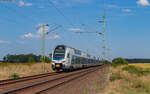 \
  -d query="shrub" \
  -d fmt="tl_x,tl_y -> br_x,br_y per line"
82,90 -> 89,94
44,56 -> 51,63
112,57 -> 128,67
103,60 -> 111,64
110,72 -> 122,81
133,79 -> 150,93
10,73 -> 20,79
